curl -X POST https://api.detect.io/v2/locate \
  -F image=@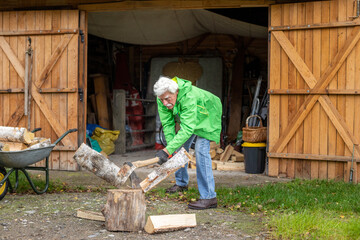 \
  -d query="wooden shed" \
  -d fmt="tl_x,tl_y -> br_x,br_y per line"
0,0 -> 359,183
